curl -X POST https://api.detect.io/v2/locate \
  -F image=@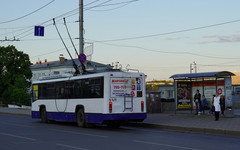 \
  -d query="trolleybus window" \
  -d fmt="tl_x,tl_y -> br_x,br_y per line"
38,83 -> 47,99
66,81 -> 74,98
82,77 -> 104,98
35,77 -> 104,99
55,82 -> 65,99
47,83 -> 55,99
